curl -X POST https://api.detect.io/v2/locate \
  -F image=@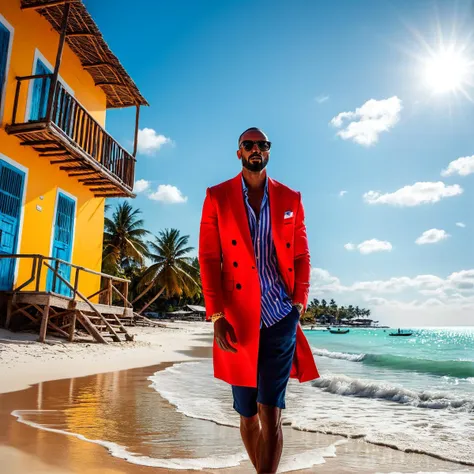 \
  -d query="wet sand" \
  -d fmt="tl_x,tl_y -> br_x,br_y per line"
1,346 -> 473,473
